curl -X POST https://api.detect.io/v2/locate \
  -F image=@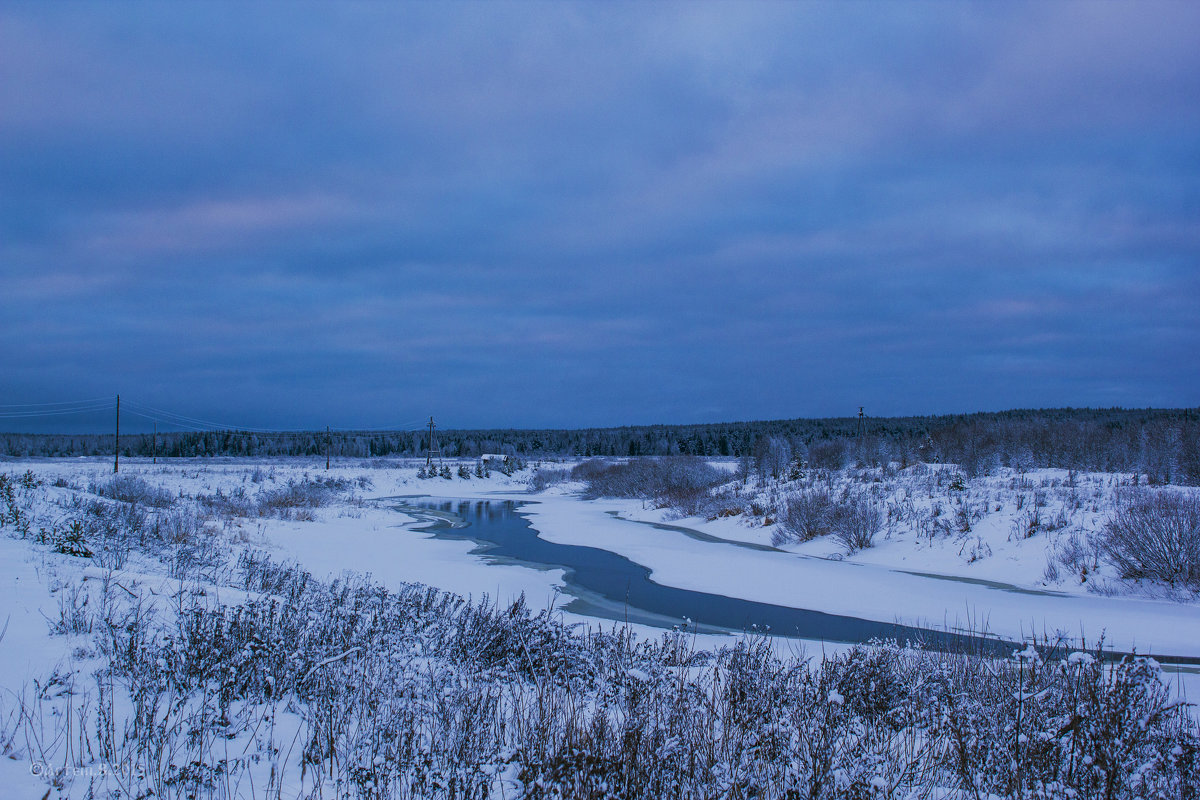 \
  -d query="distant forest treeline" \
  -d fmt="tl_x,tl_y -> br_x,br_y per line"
3,407 -> 1198,485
